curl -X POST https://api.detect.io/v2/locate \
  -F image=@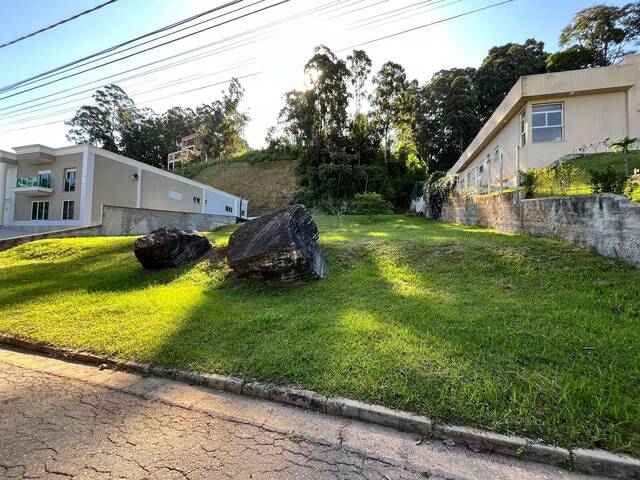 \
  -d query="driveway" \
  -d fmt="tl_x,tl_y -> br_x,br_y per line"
0,346 -> 601,480
0,227 -> 32,240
